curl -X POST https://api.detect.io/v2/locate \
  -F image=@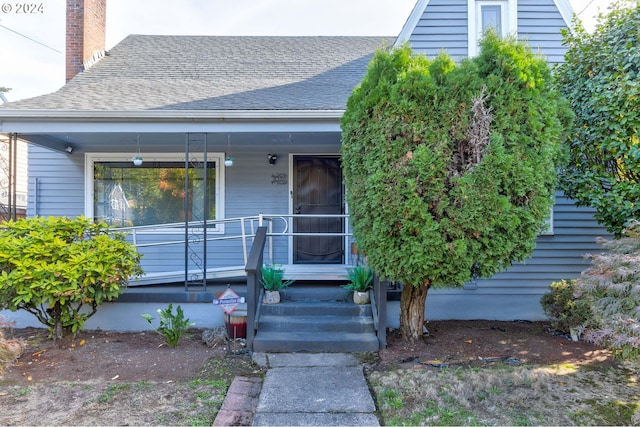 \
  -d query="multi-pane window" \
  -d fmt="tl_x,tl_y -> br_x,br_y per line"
87,154 -> 222,230
468,0 -> 516,56
480,4 -> 503,34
